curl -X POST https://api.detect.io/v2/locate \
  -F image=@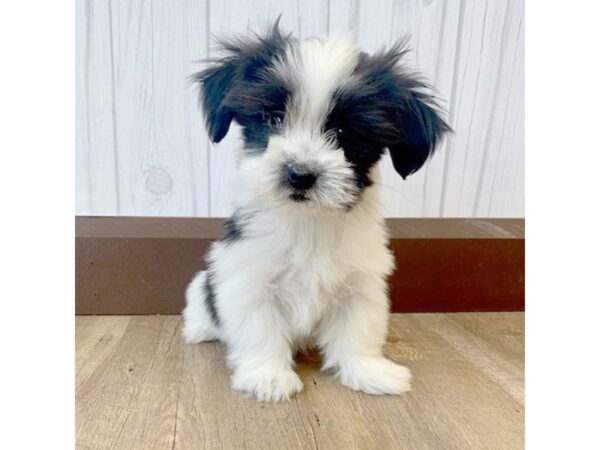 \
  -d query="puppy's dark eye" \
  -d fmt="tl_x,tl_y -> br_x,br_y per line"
329,126 -> 345,143
263,111 -> 285,129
